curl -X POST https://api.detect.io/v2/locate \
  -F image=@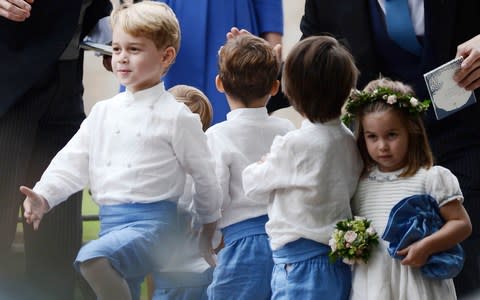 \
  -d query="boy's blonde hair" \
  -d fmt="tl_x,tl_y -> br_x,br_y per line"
355,78 -> 434,177
169,85 -> 213,131
218,34 -> 279,106
110,1 -> 180,52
